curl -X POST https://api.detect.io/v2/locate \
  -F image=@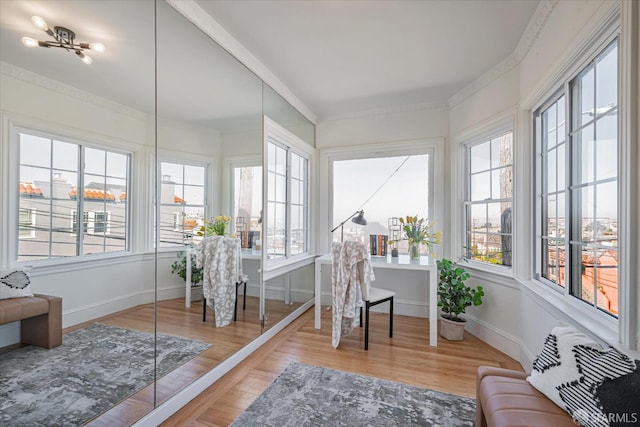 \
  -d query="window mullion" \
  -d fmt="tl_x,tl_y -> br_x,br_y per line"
78,146 -> 85,256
